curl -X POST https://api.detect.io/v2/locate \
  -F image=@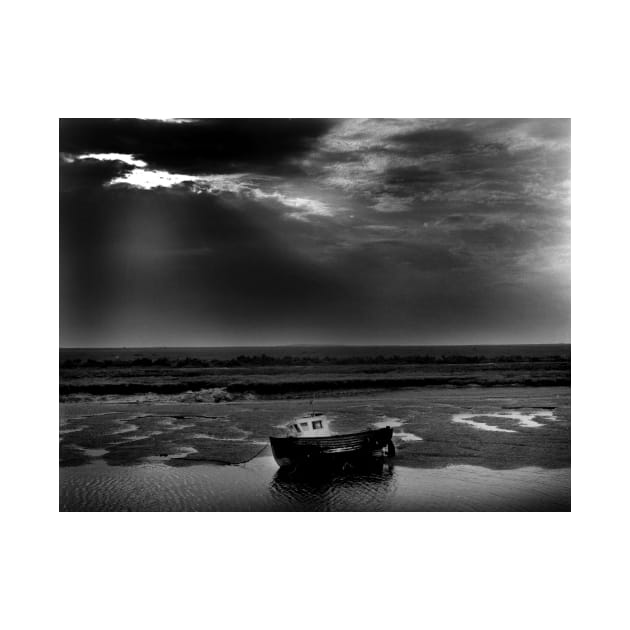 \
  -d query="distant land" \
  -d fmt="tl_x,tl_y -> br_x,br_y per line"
60,343 -> 570,350
59,344 -> 570,400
